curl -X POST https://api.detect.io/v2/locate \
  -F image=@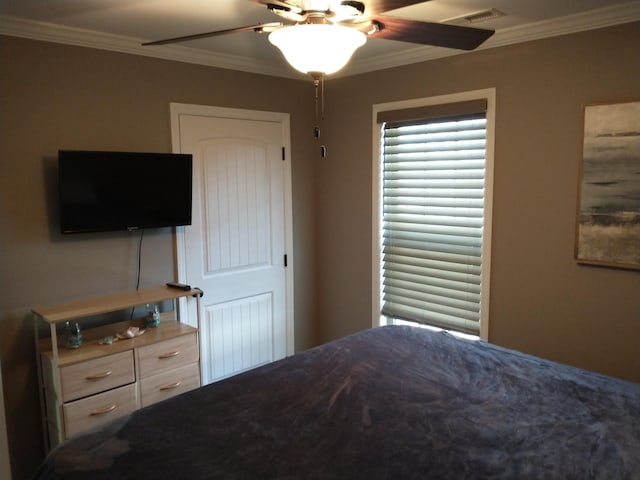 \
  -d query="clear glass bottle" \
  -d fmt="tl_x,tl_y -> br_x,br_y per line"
65,321 -> 82,349
146,304 -> 160,328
